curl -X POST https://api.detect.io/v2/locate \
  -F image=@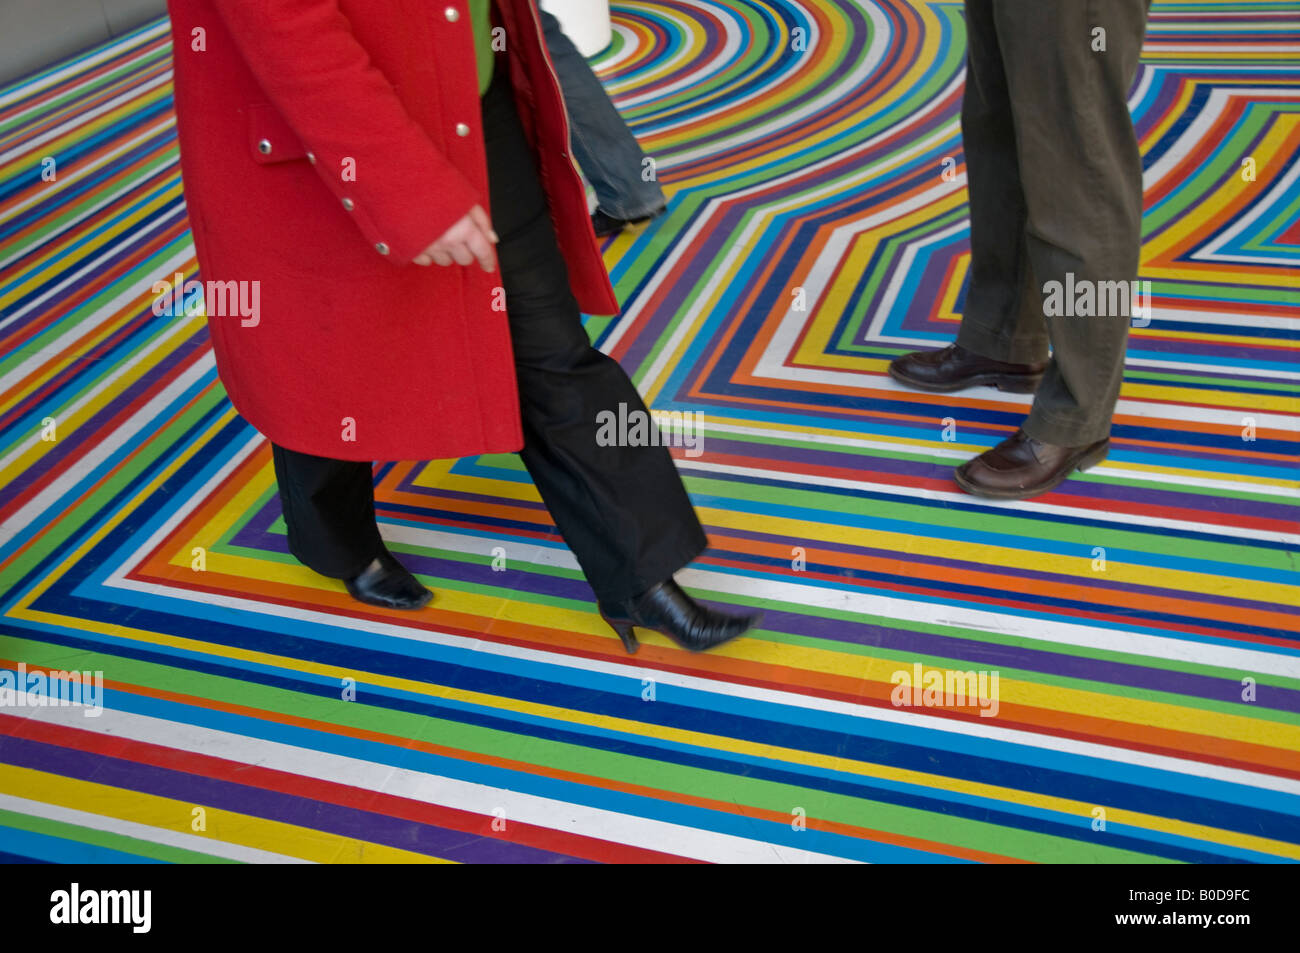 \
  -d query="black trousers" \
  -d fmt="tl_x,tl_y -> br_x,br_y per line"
272,69 -> 707,604
955,0 -> 1151,445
